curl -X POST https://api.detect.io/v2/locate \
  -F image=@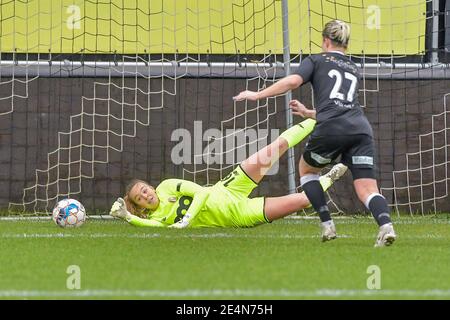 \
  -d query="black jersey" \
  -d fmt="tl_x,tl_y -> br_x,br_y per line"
295,52 -> 373,137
